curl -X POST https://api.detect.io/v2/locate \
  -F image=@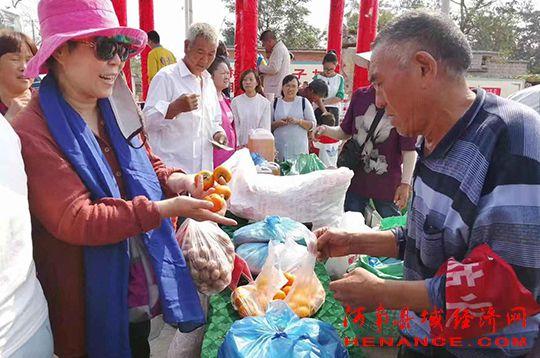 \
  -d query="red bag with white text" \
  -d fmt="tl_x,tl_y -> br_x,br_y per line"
433,244 -> 540,339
